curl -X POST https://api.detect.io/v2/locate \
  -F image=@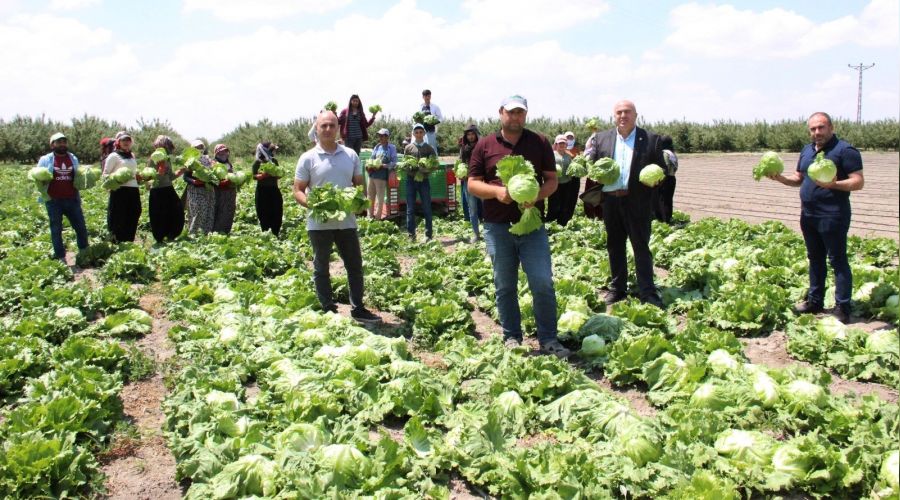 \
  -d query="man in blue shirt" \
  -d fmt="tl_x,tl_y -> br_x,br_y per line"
587,100 -> 667,308
768,112 -> 864,323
